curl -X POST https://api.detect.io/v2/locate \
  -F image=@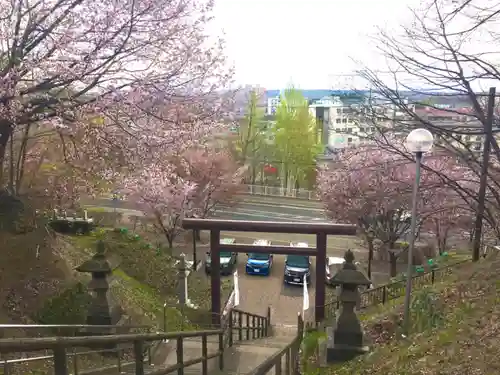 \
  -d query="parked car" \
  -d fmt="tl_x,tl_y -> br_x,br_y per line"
325,256 -> 345,287
326,256 -> 373,289
245,239 -> 273,276
205,238 -> 238,275
284,242 -> 311,285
